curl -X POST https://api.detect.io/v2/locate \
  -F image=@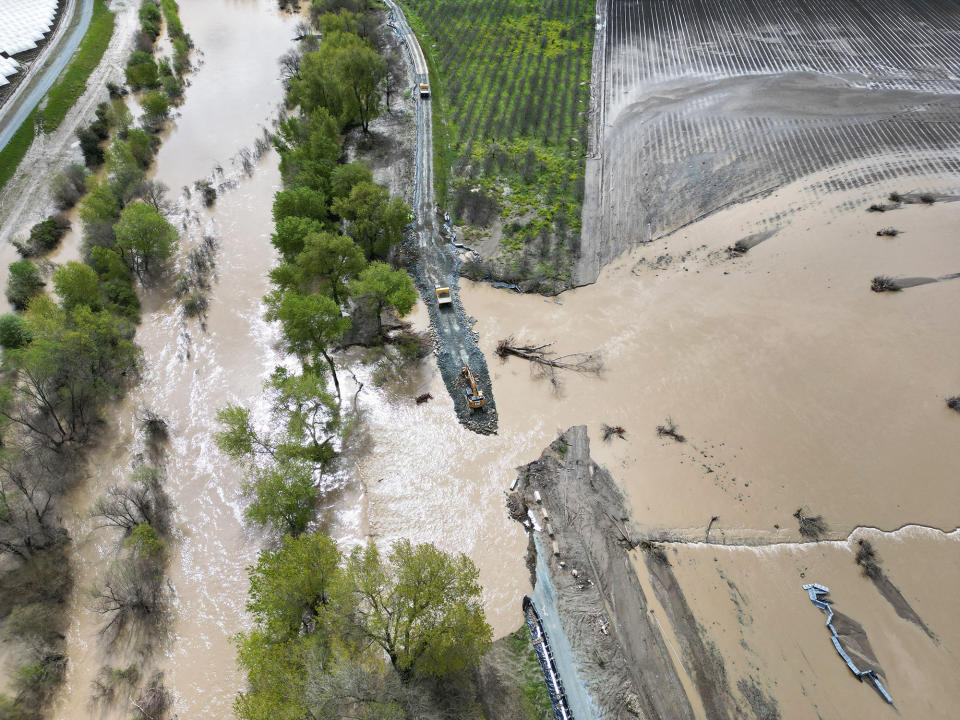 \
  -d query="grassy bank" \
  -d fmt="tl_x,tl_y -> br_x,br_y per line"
0,112 -> 36,191
0,0 -> 115,193
397,0 -> 595,290
41,0 -> 116,133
